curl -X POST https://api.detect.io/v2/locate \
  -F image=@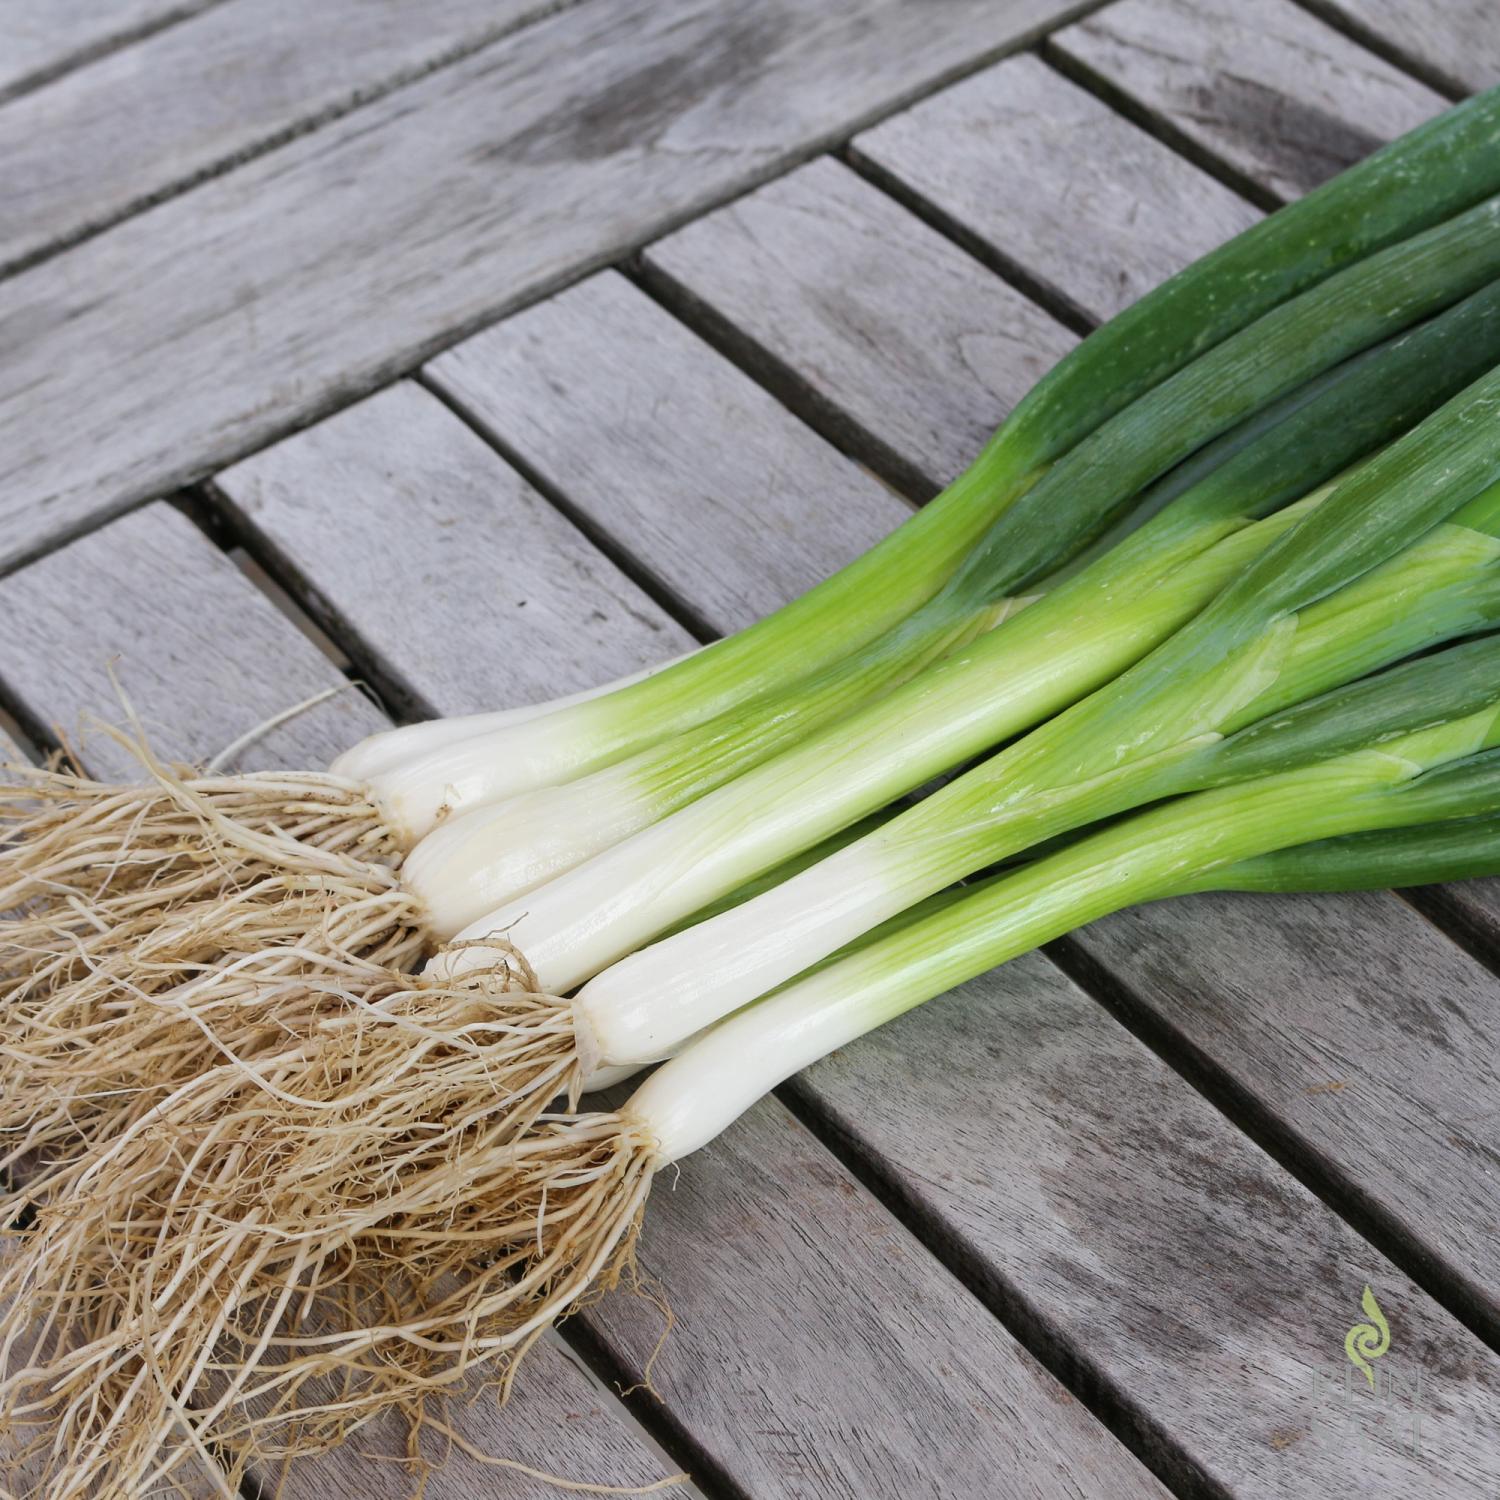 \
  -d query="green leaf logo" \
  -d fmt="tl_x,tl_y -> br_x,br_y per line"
1345,1284 -> 1391,1389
